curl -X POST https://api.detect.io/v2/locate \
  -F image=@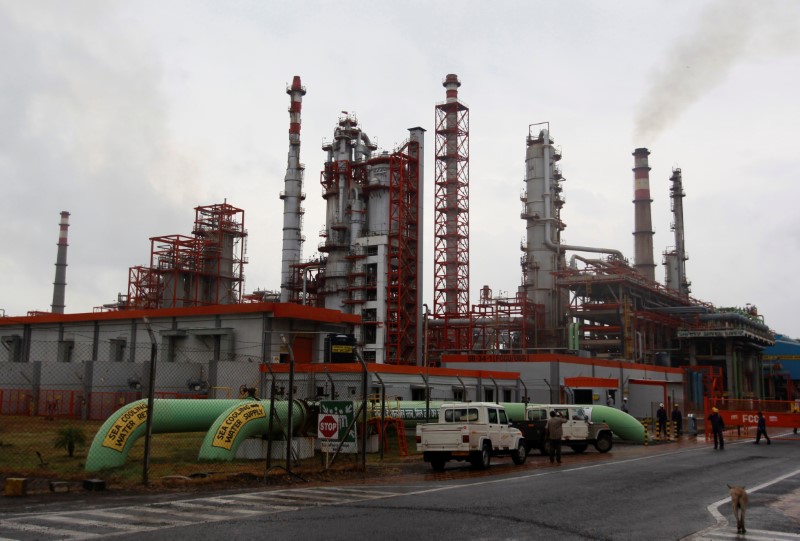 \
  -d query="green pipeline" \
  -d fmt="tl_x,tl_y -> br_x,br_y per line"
197,399 -> 309,461
375,401 -> 644,443
84,398 -> 309,472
